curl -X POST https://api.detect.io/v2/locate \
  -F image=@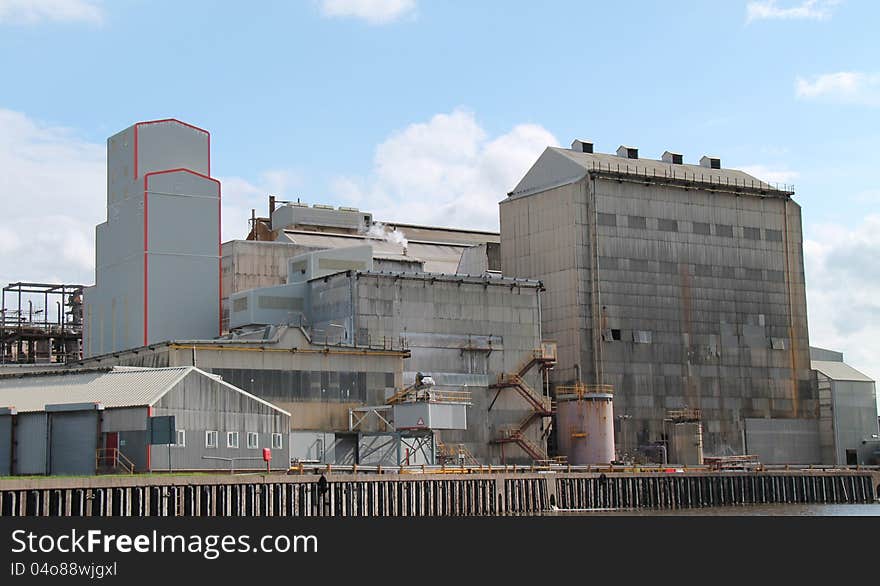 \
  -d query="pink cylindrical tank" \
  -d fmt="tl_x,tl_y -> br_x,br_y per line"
555,387 -> 615,465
